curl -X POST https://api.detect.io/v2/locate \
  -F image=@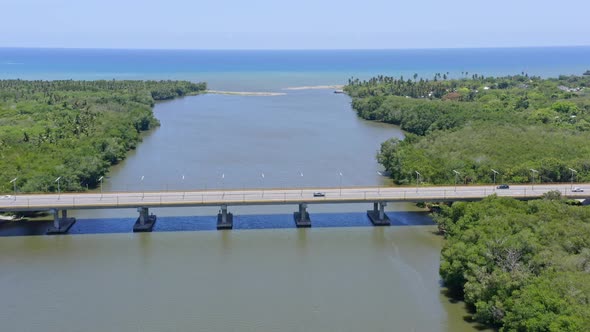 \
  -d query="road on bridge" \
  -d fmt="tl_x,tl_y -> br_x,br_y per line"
1,183 -> 589,212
